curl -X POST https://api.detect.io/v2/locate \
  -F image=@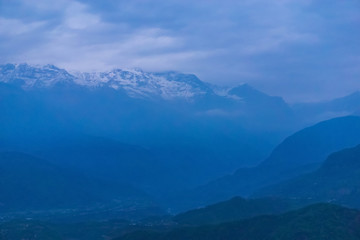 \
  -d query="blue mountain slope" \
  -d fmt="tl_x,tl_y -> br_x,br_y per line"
171,116 -> 360,211
255,144 -> 360,209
